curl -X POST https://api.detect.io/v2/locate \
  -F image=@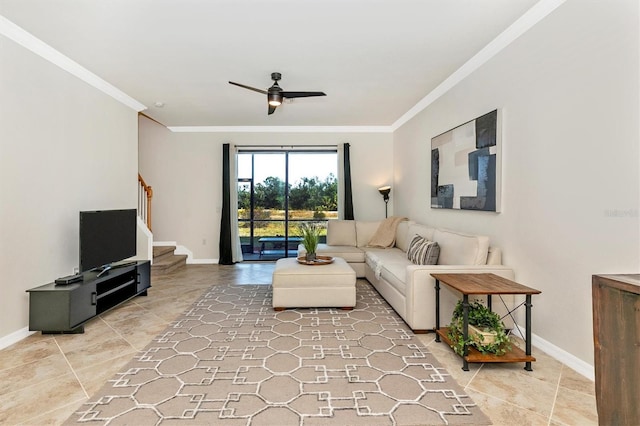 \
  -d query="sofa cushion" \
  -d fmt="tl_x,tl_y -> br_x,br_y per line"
433,228 -> 489,265
394,220 -> 414,252
407,223 -> 435,241
380,262 -> 408,296
327,220 -> 356,246
364,247 -> 409,264
406,235 -> 440,265
486,247 -> 502,265
356,221 -> 381,247
364,247 -> 409,296
310,244 -> 366,263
